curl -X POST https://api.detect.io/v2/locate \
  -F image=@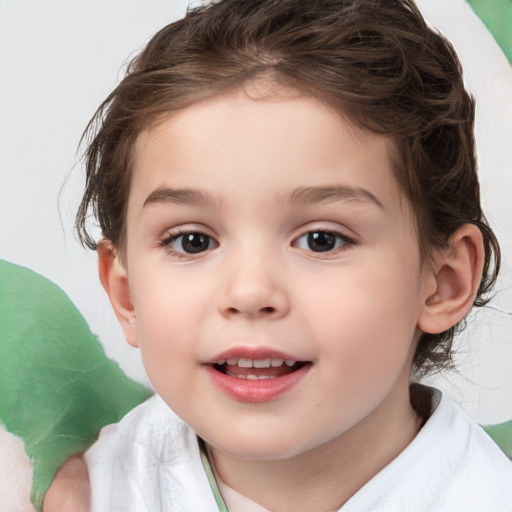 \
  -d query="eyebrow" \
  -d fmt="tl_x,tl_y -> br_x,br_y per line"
143,184 -> 384,210
288,185 -> 384,210
143,187 -> 223,209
